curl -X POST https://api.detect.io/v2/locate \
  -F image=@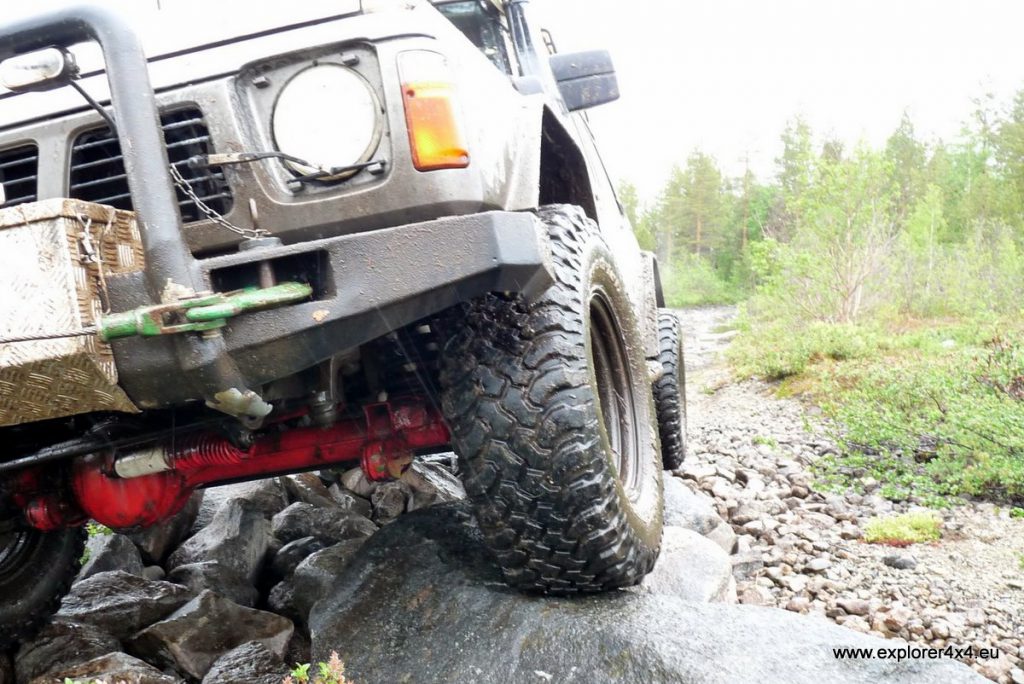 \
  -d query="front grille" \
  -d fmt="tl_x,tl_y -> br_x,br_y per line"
0,144 -> 38,208
69,108 -> 232,223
